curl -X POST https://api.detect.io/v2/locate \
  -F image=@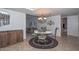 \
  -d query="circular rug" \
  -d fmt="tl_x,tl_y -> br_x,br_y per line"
29,36 -> 58,49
